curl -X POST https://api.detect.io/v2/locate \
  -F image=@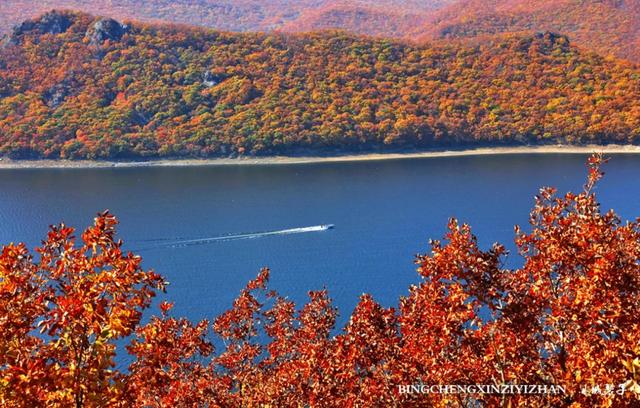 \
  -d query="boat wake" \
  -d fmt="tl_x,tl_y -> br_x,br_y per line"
134,224 -> 334,251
